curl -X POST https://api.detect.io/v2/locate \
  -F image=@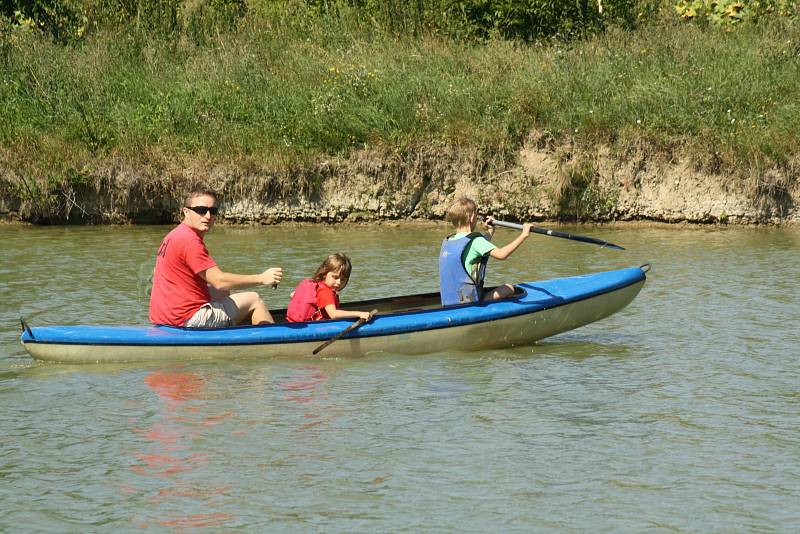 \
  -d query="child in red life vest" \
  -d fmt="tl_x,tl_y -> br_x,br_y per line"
286,253 -> 373,322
